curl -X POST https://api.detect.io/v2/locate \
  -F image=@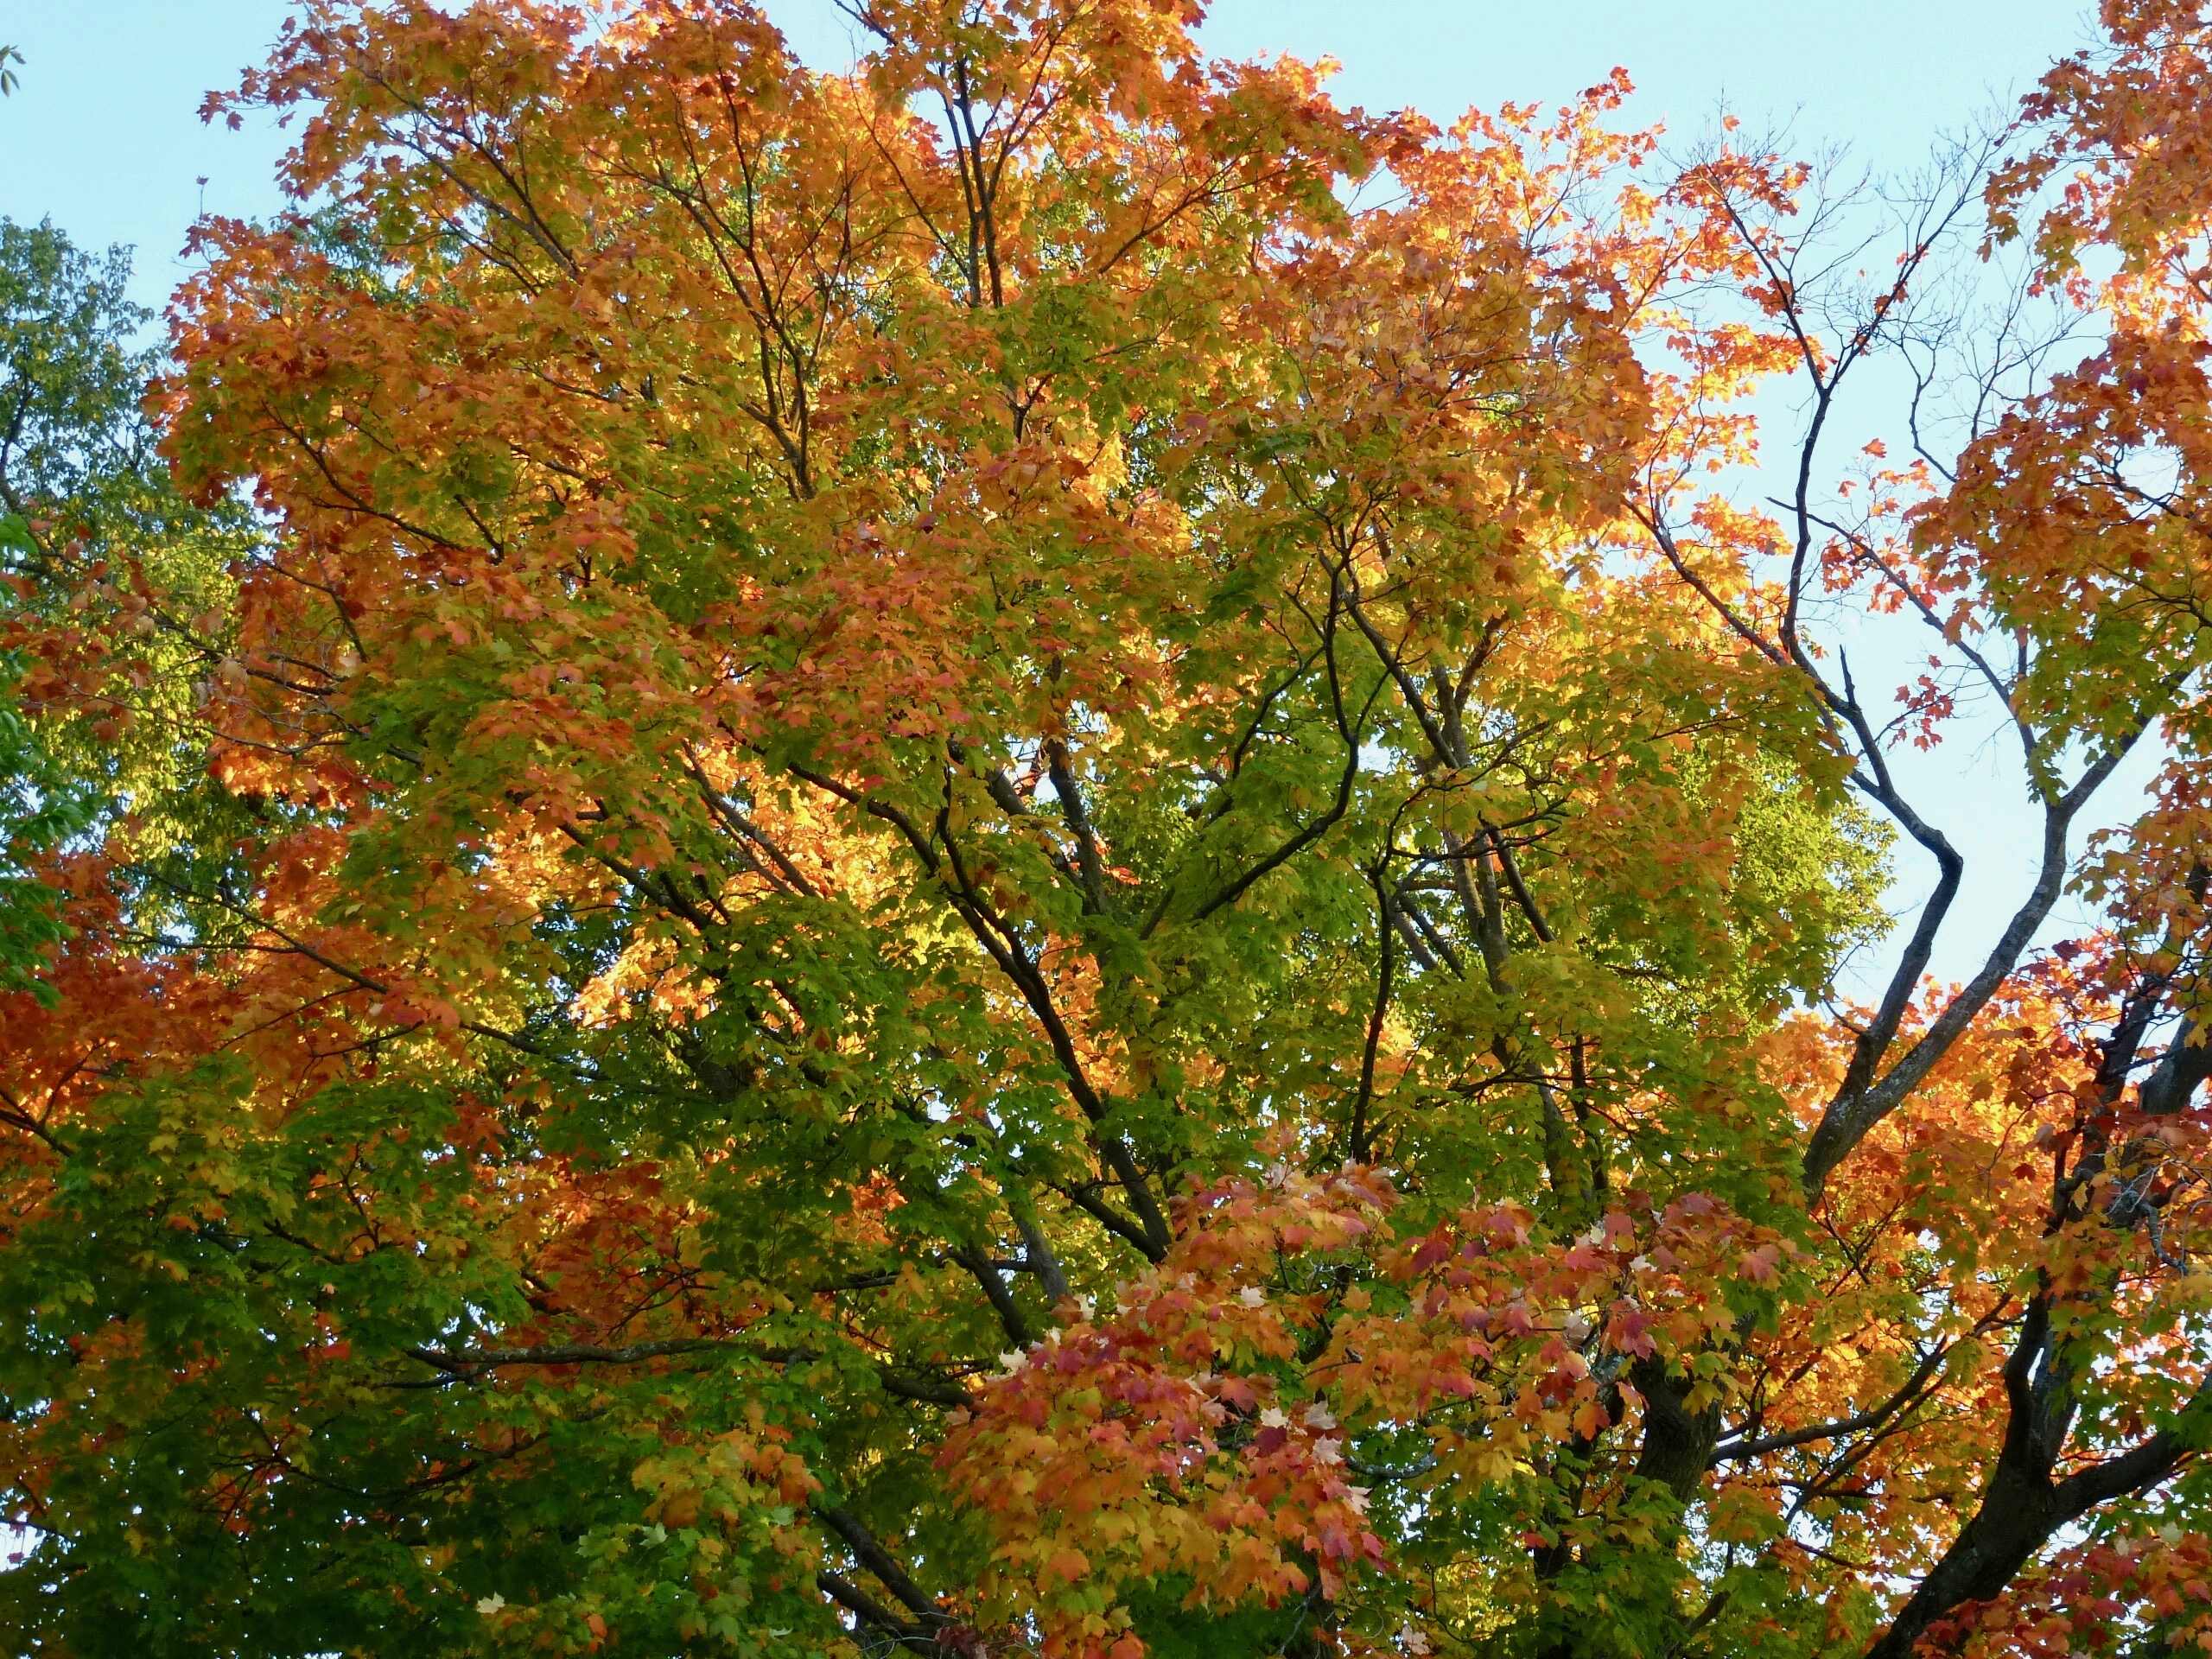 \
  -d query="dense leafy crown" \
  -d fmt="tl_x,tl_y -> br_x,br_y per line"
3,3 -> 2211,1656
